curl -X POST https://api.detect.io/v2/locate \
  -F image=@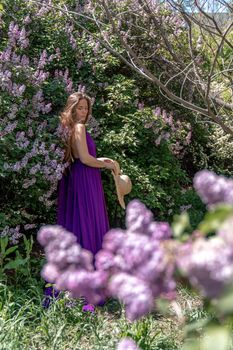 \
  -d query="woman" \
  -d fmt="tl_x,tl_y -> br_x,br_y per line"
43,92 -> 116,311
